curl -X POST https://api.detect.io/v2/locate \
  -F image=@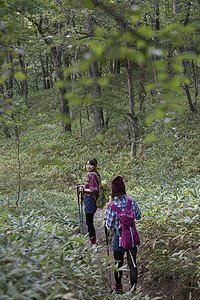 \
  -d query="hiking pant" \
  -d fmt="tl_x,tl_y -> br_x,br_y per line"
85,213 -> 96,242
114,247 -> 138,288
